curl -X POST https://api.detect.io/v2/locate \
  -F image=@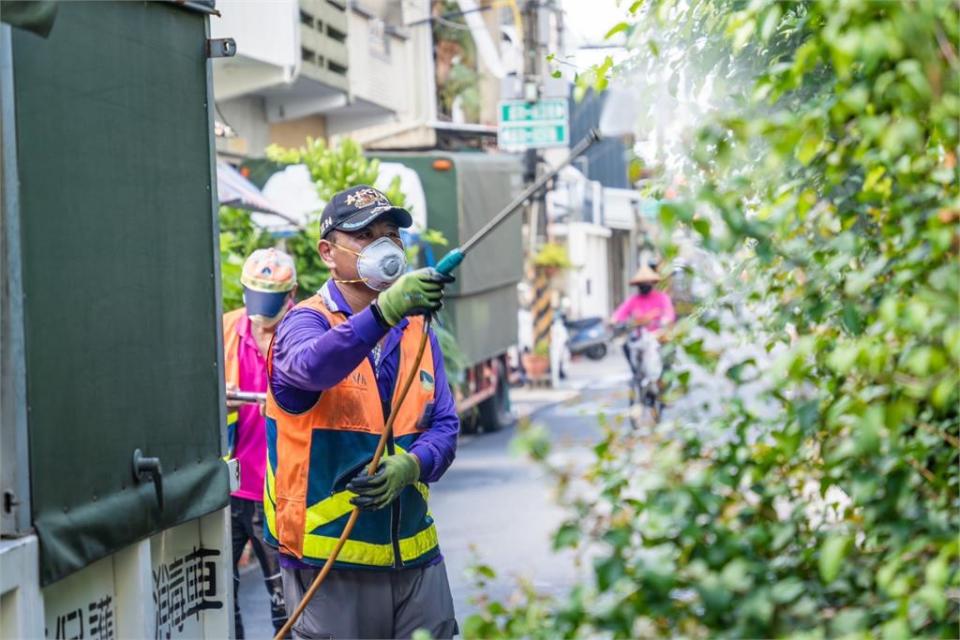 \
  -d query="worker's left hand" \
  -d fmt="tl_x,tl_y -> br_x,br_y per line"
347,453 -> 420,511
